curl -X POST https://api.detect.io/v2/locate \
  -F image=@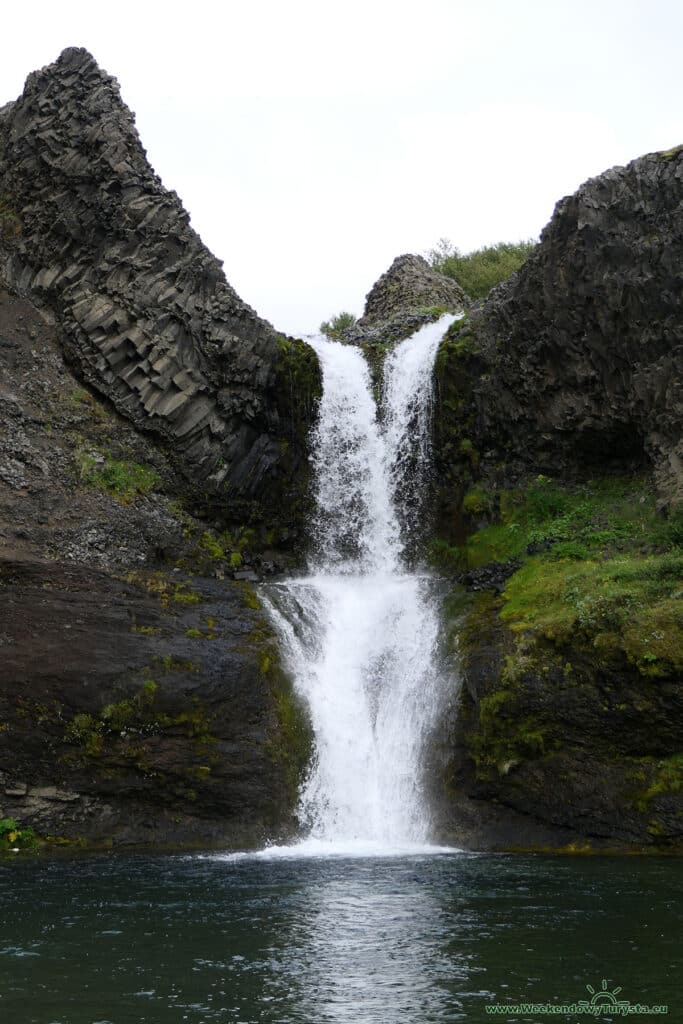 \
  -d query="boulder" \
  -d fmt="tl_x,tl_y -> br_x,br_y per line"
359,253 -> 467,326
